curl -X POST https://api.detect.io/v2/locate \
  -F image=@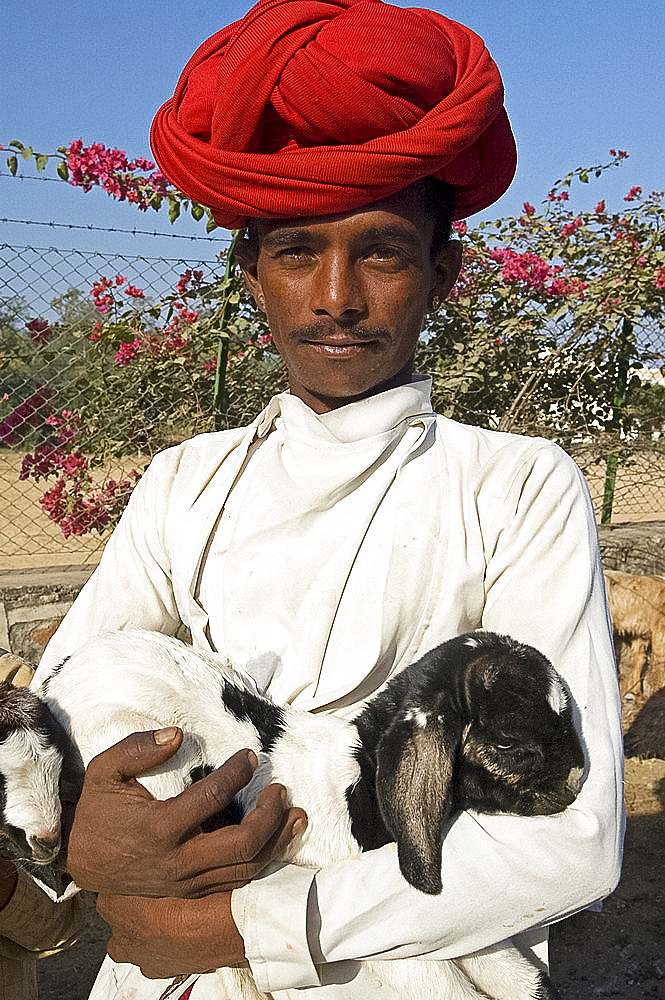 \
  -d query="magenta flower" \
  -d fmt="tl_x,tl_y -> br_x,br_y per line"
115,339 -> 142,366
